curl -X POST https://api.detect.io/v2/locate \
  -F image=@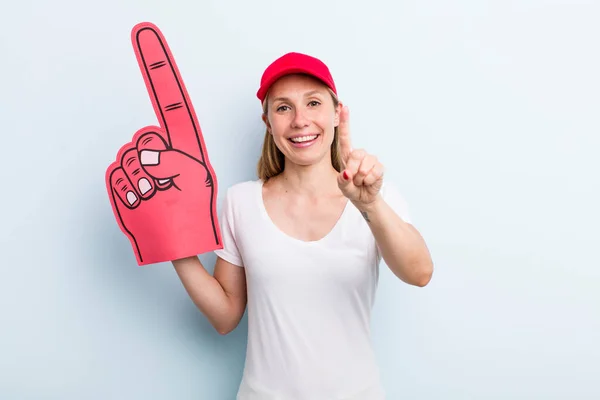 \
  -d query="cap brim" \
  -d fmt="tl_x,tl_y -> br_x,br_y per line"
257,67 -> 333,102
